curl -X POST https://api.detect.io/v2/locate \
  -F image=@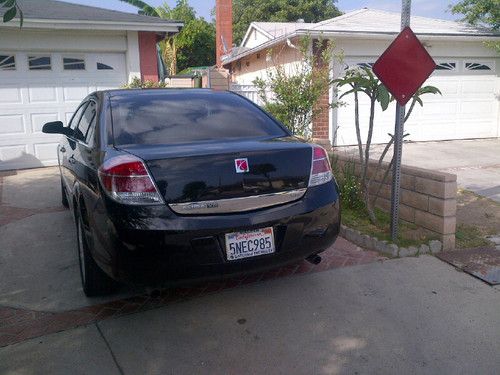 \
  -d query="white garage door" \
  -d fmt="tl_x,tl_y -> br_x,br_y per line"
334,58 -> 500,146
0,52 -> 127,171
